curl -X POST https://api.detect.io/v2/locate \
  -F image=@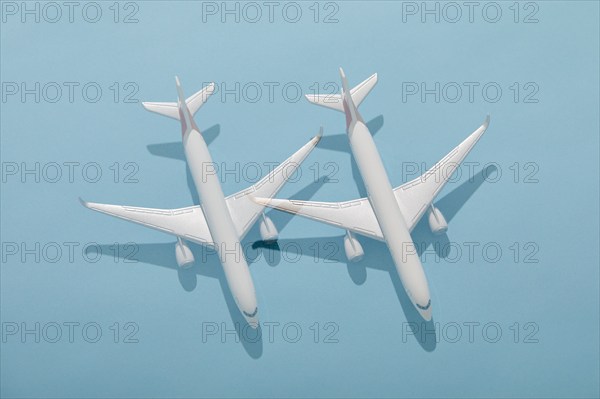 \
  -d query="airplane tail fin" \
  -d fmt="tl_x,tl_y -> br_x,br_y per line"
304,71 -> 378,113
142,78 -> 215,120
